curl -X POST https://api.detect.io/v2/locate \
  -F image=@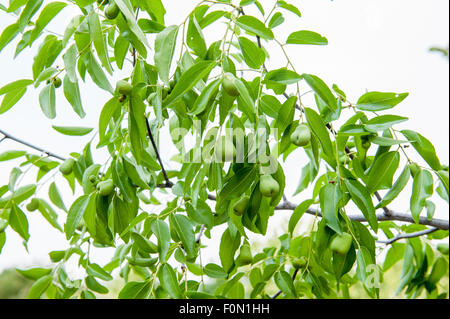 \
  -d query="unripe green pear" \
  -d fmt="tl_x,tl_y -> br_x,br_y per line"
290,124 -> 311,147
52,77 -> 62,88
59,158 -> 75,175
105,2 -> 119,19
437,243 -> 449,255
330,232 -> 353,255
409,162 -> 421,178
259,174 -> 280,198
233,195 -> 250,216
222,73 -> 240,97
26,198 -> 40,212
116,80 -> 132,95
214,136 -> 236,162
292,256 -> 307,269
97,179 -> 115,197
237,244 -> 252,265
